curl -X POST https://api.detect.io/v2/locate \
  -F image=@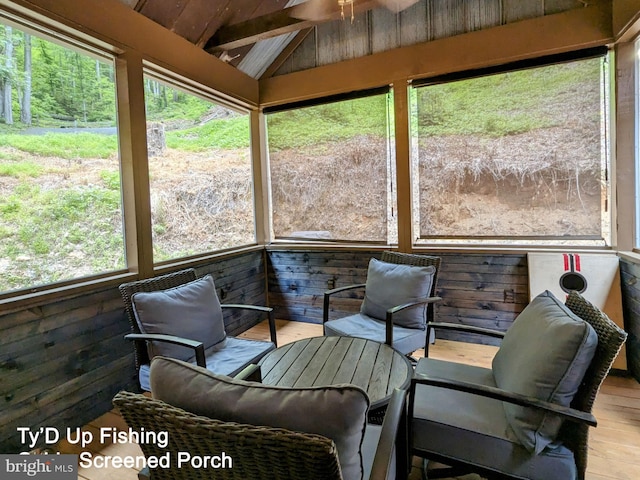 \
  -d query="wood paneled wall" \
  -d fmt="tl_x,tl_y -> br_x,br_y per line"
620,258 -> 640,382
266,249 -> 528,346
0,286 -> 134,454
0,250 -> 266,453
195,250 -> 268,336
274,0 -> 582,77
